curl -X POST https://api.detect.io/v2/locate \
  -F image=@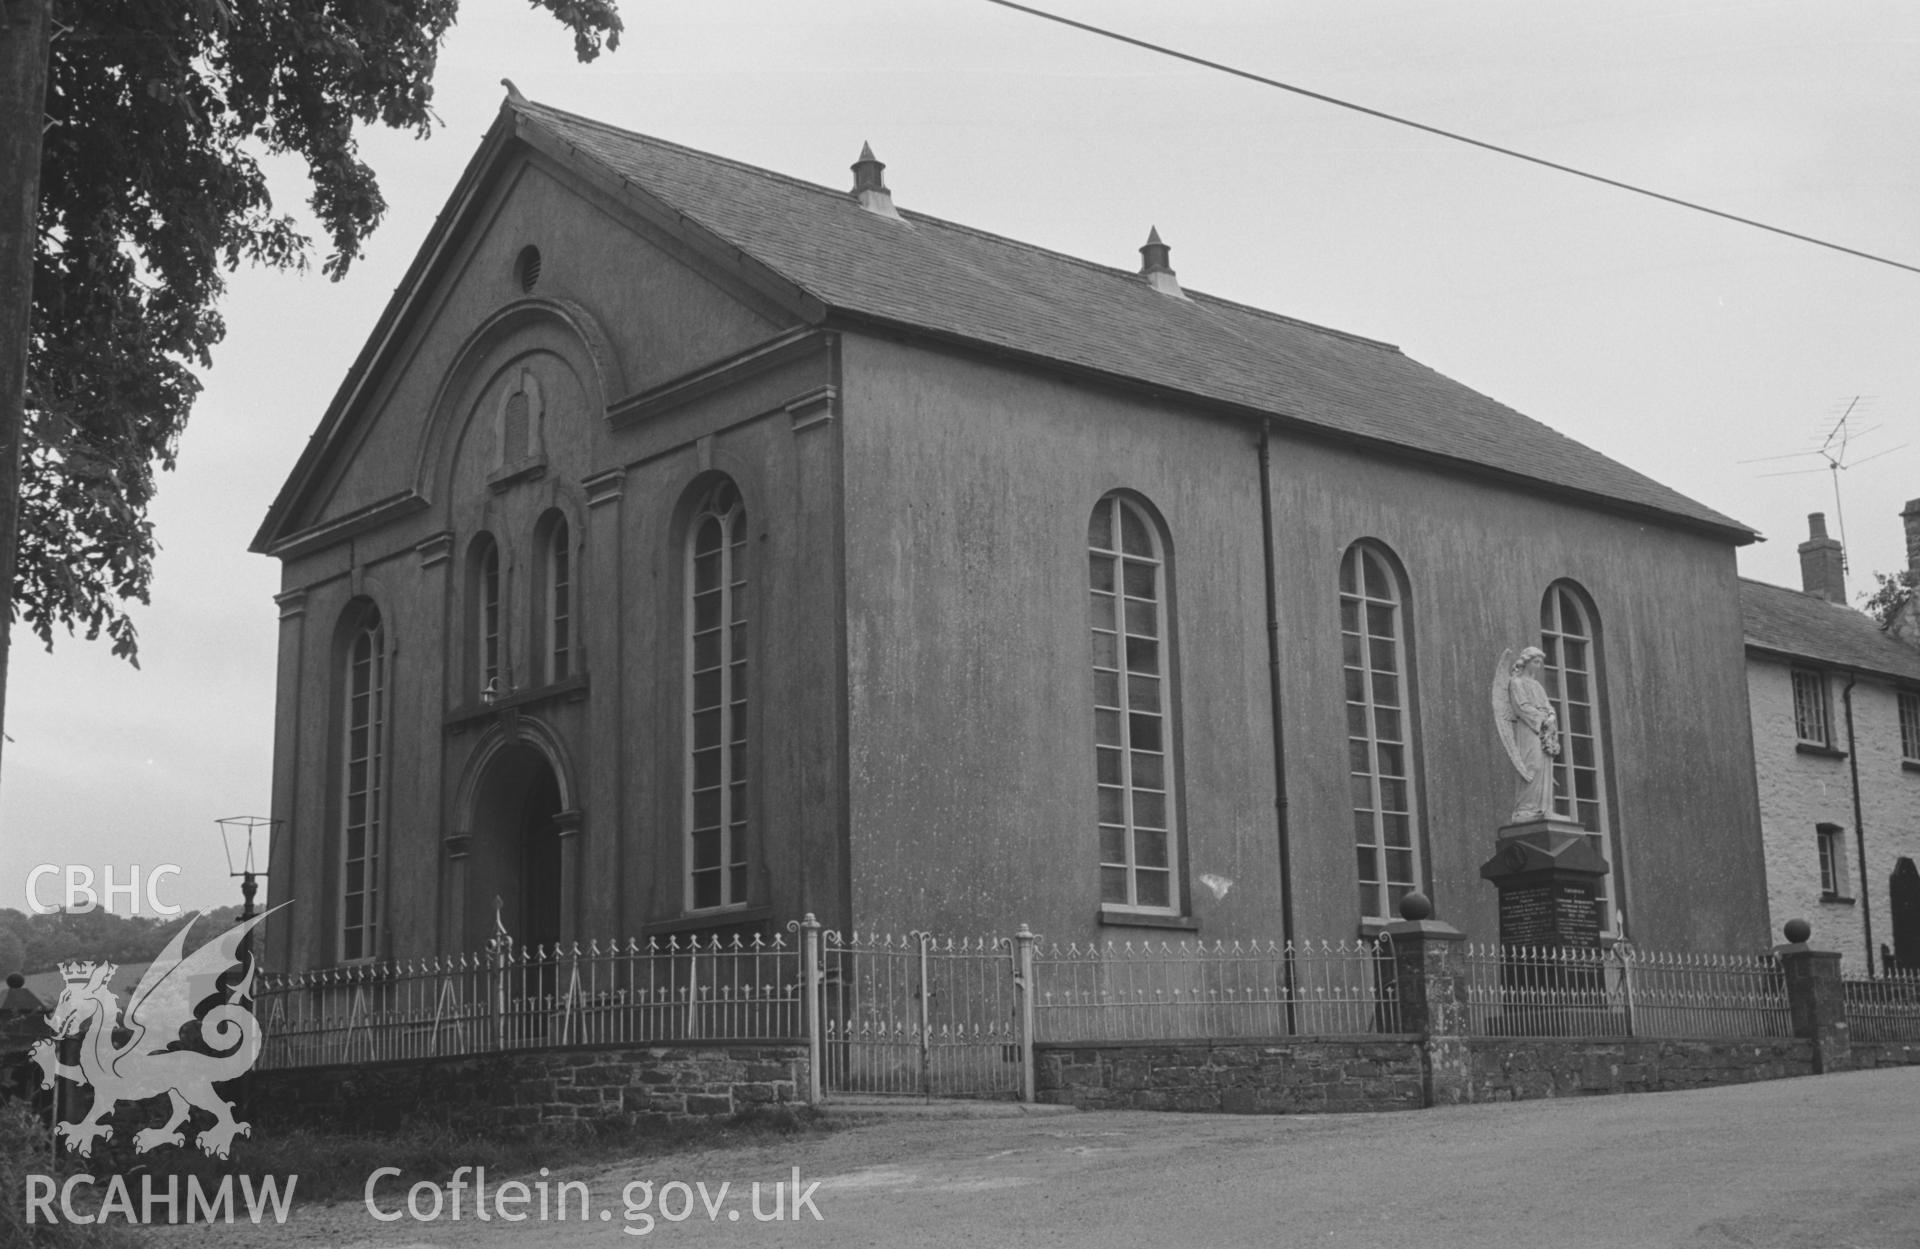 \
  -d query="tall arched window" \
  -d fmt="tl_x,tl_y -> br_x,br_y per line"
686,479 -> 748,912
1540,582 -> 1618,929
1341,543 -> 1422,921
472,533 -> 502,697
340,607 -> 385,961
540,514 -> 573,685
1089,494 -> 1178,913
